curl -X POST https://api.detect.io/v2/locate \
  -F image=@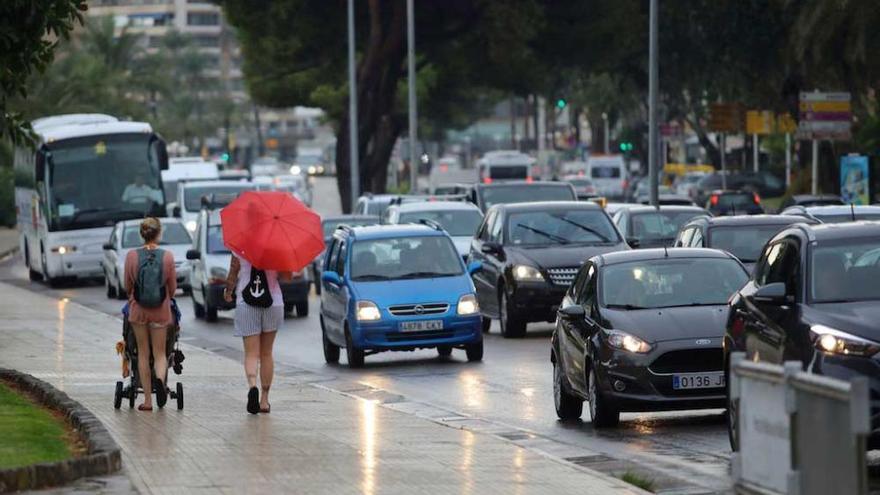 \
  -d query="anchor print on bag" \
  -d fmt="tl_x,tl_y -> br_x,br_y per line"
242,267 -> 273,308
